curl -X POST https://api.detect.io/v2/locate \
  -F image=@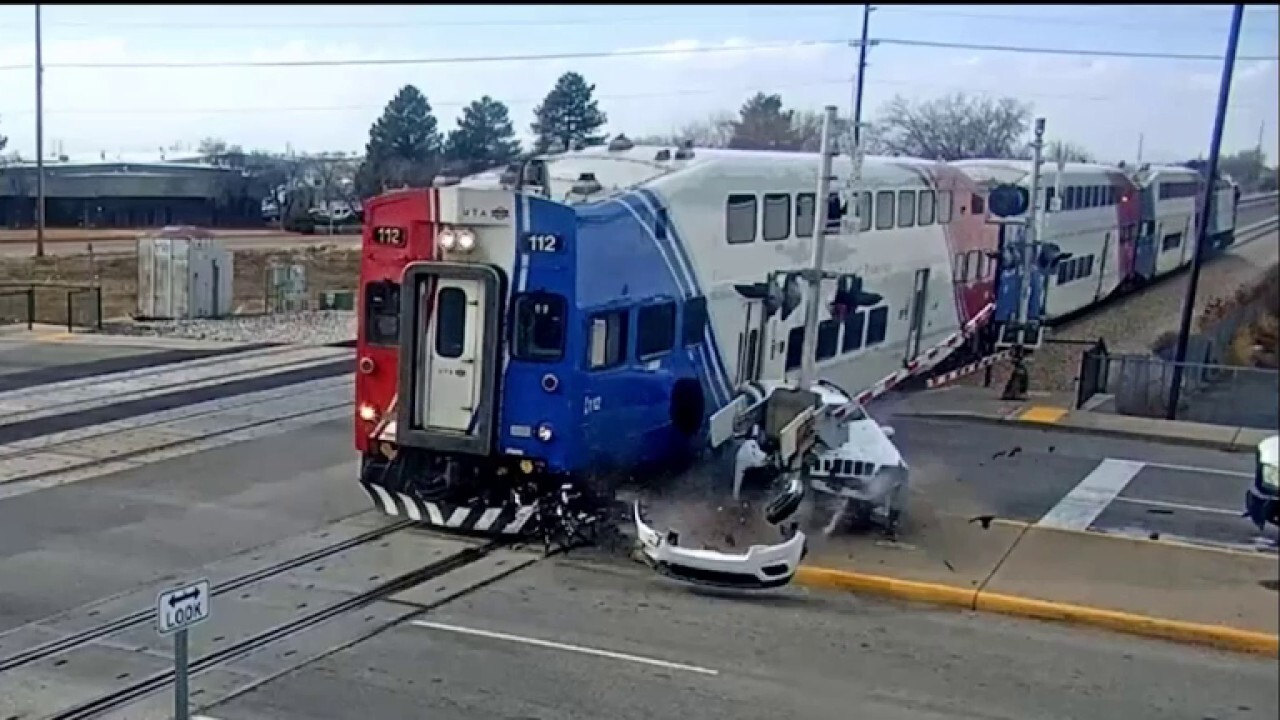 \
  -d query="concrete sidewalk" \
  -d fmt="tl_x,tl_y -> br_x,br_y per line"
798,512 -> 1279,654
893,385 -> 1273,453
